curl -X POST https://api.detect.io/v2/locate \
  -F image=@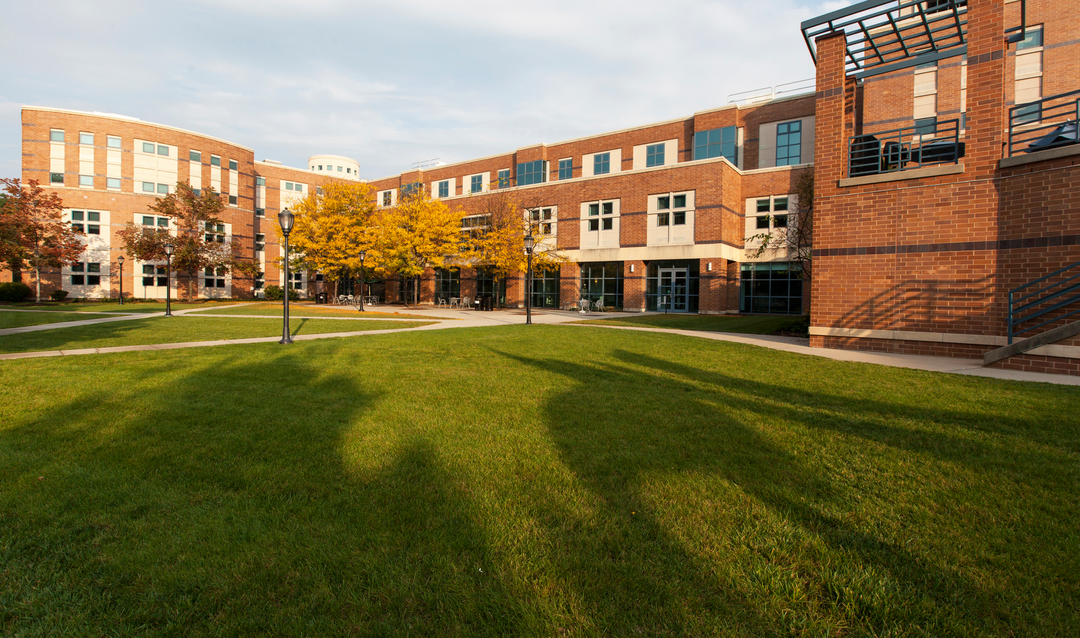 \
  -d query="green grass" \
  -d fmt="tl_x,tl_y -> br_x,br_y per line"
192,302 -> 440,320
0,311 -> 116,329
0,301 -> 233,314
581,313 -> 809,335
0,316 -> 433,353
0,326 -> 1077,636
